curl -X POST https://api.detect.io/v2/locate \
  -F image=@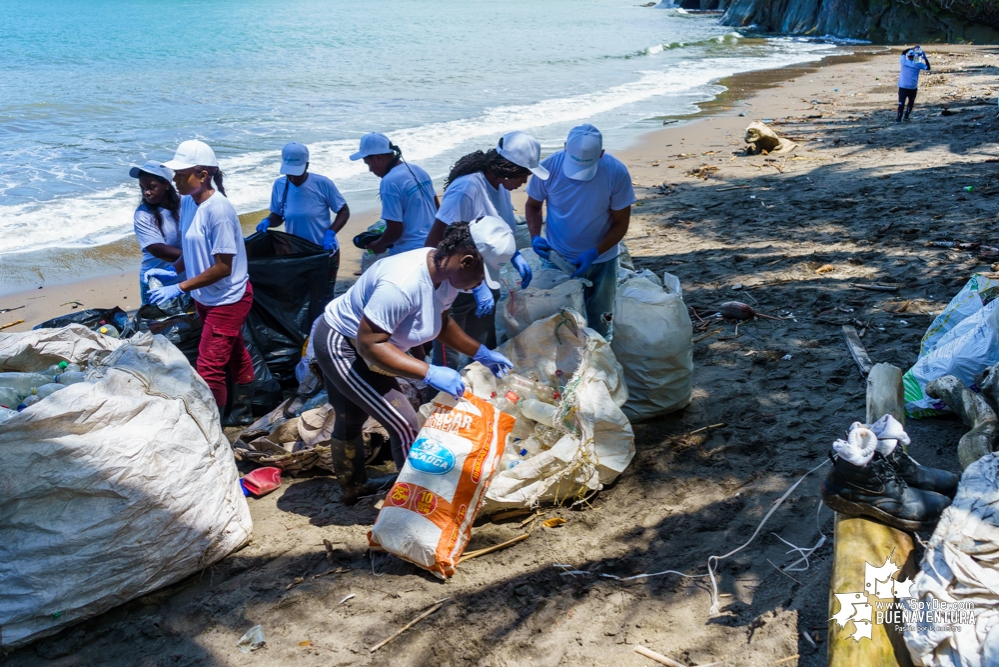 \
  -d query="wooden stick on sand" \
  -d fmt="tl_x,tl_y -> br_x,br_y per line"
0,319 -> 24,331
458,533 -> 530,564
369,601 -> 445,653
634,645 -> 723,667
